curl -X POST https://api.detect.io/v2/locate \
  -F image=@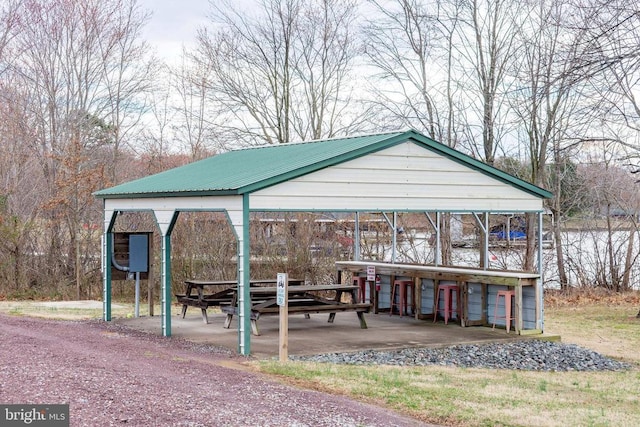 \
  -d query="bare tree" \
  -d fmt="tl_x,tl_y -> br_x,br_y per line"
139,65 -> 178,171
0,0 -> 20,67
590,0 -> 640,306
363,0 -> 473,265
193,0 -> 362,146
592,0 -> 640,163
363,0 -> 444,139
555,161 -> 640,292
170,52 -> 218,159
454,0 -> 518,166
0,1 -> 45,293
509,0 -> 640,280
0,80 -> 43,291
1,0 -> 154,296
449,0 -> 521,268
510,0 -> 587,278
